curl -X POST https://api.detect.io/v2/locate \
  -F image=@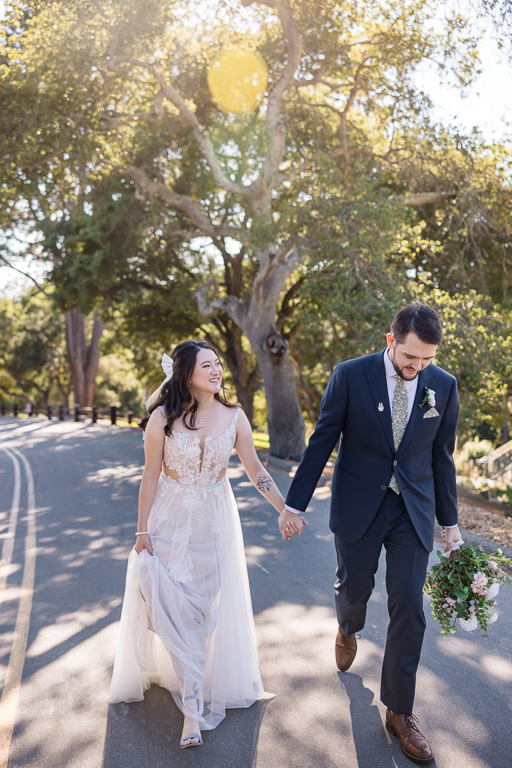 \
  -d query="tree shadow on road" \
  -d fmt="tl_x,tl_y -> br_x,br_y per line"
103,685 -> 271,768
